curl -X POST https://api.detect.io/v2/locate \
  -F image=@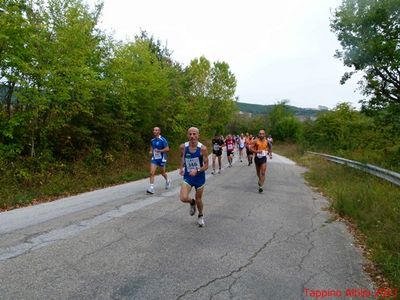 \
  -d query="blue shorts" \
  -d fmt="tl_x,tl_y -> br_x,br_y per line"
151,159 -> 166,167
183,174 -> 206,190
